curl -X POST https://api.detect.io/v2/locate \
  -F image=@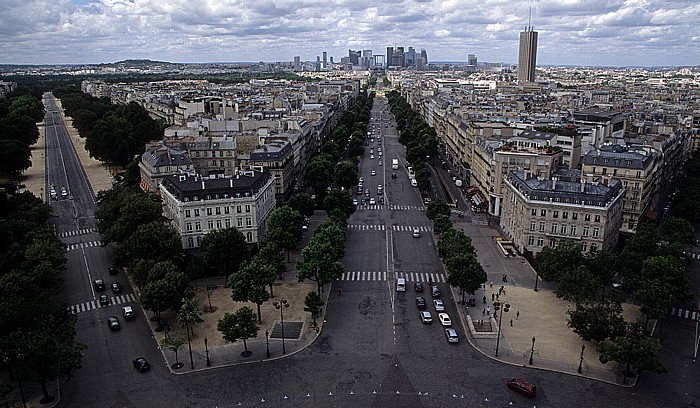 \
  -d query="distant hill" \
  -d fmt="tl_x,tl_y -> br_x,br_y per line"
105,59 -> 171,66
